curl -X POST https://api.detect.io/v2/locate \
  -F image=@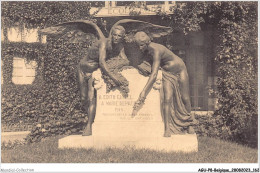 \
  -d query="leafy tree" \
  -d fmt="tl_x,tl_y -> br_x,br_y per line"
210,2 -> 257,147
